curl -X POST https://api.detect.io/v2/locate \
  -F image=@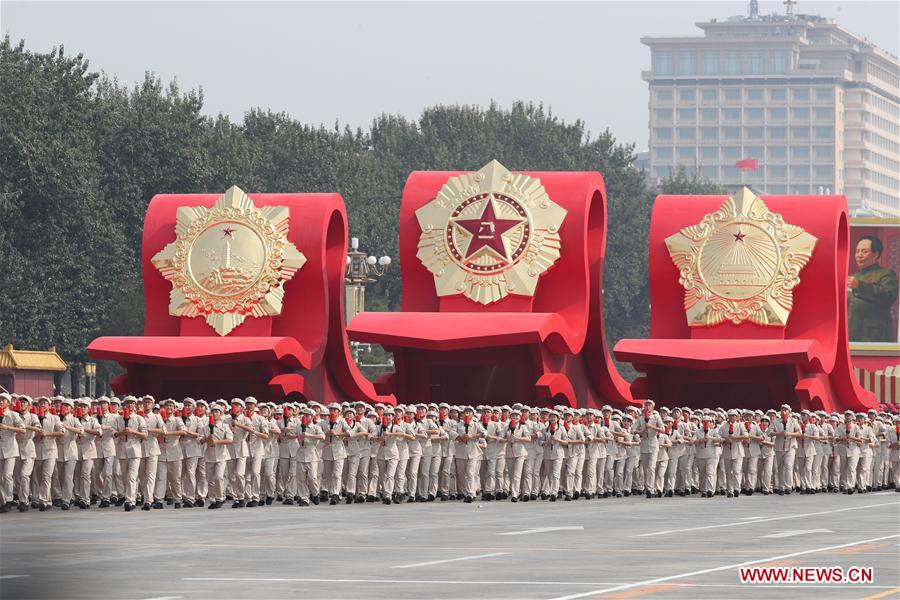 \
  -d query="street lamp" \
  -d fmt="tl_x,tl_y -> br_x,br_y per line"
84,362 -> 97,397
344,236 -> 391,323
